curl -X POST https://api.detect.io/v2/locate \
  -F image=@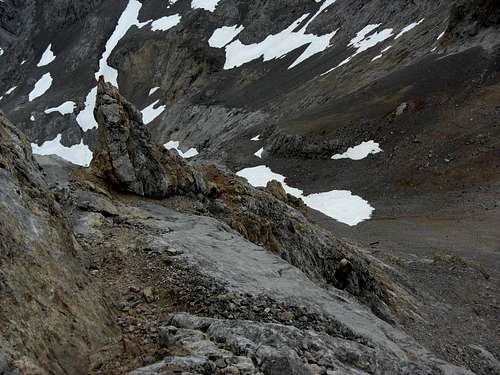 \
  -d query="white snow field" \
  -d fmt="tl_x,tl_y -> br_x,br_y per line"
331,141 -> 382,160
31,134 -> 93,167
237,165 -> 374,226
29,73 -> 53,101
164,141 -> 199,159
